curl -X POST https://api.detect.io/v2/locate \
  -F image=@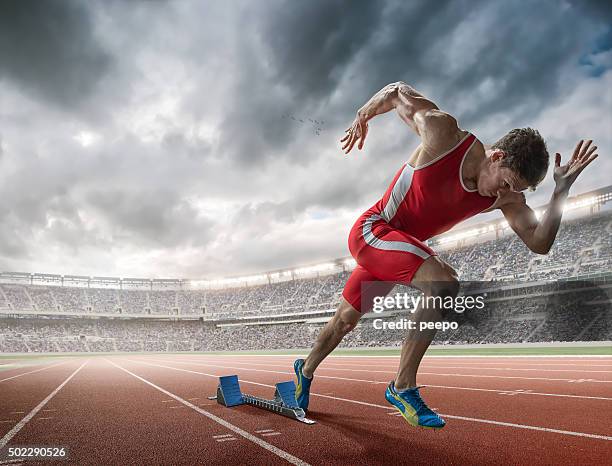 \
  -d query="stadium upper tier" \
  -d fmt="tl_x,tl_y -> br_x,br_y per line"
1,209 -> 611,318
